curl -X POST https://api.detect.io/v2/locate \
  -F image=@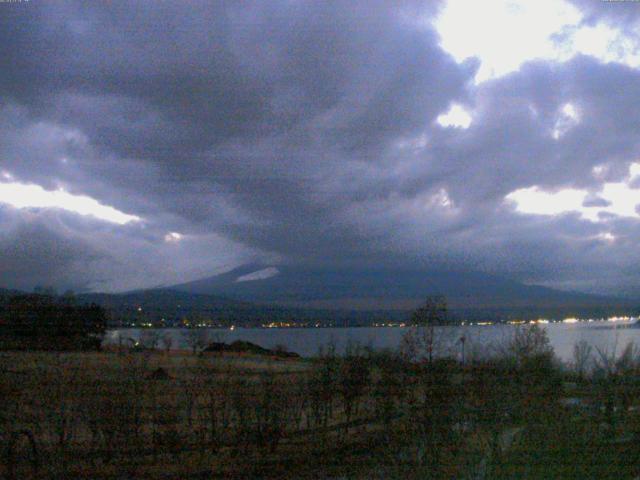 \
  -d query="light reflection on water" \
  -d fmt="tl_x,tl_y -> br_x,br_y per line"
105,321 -> 640,362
